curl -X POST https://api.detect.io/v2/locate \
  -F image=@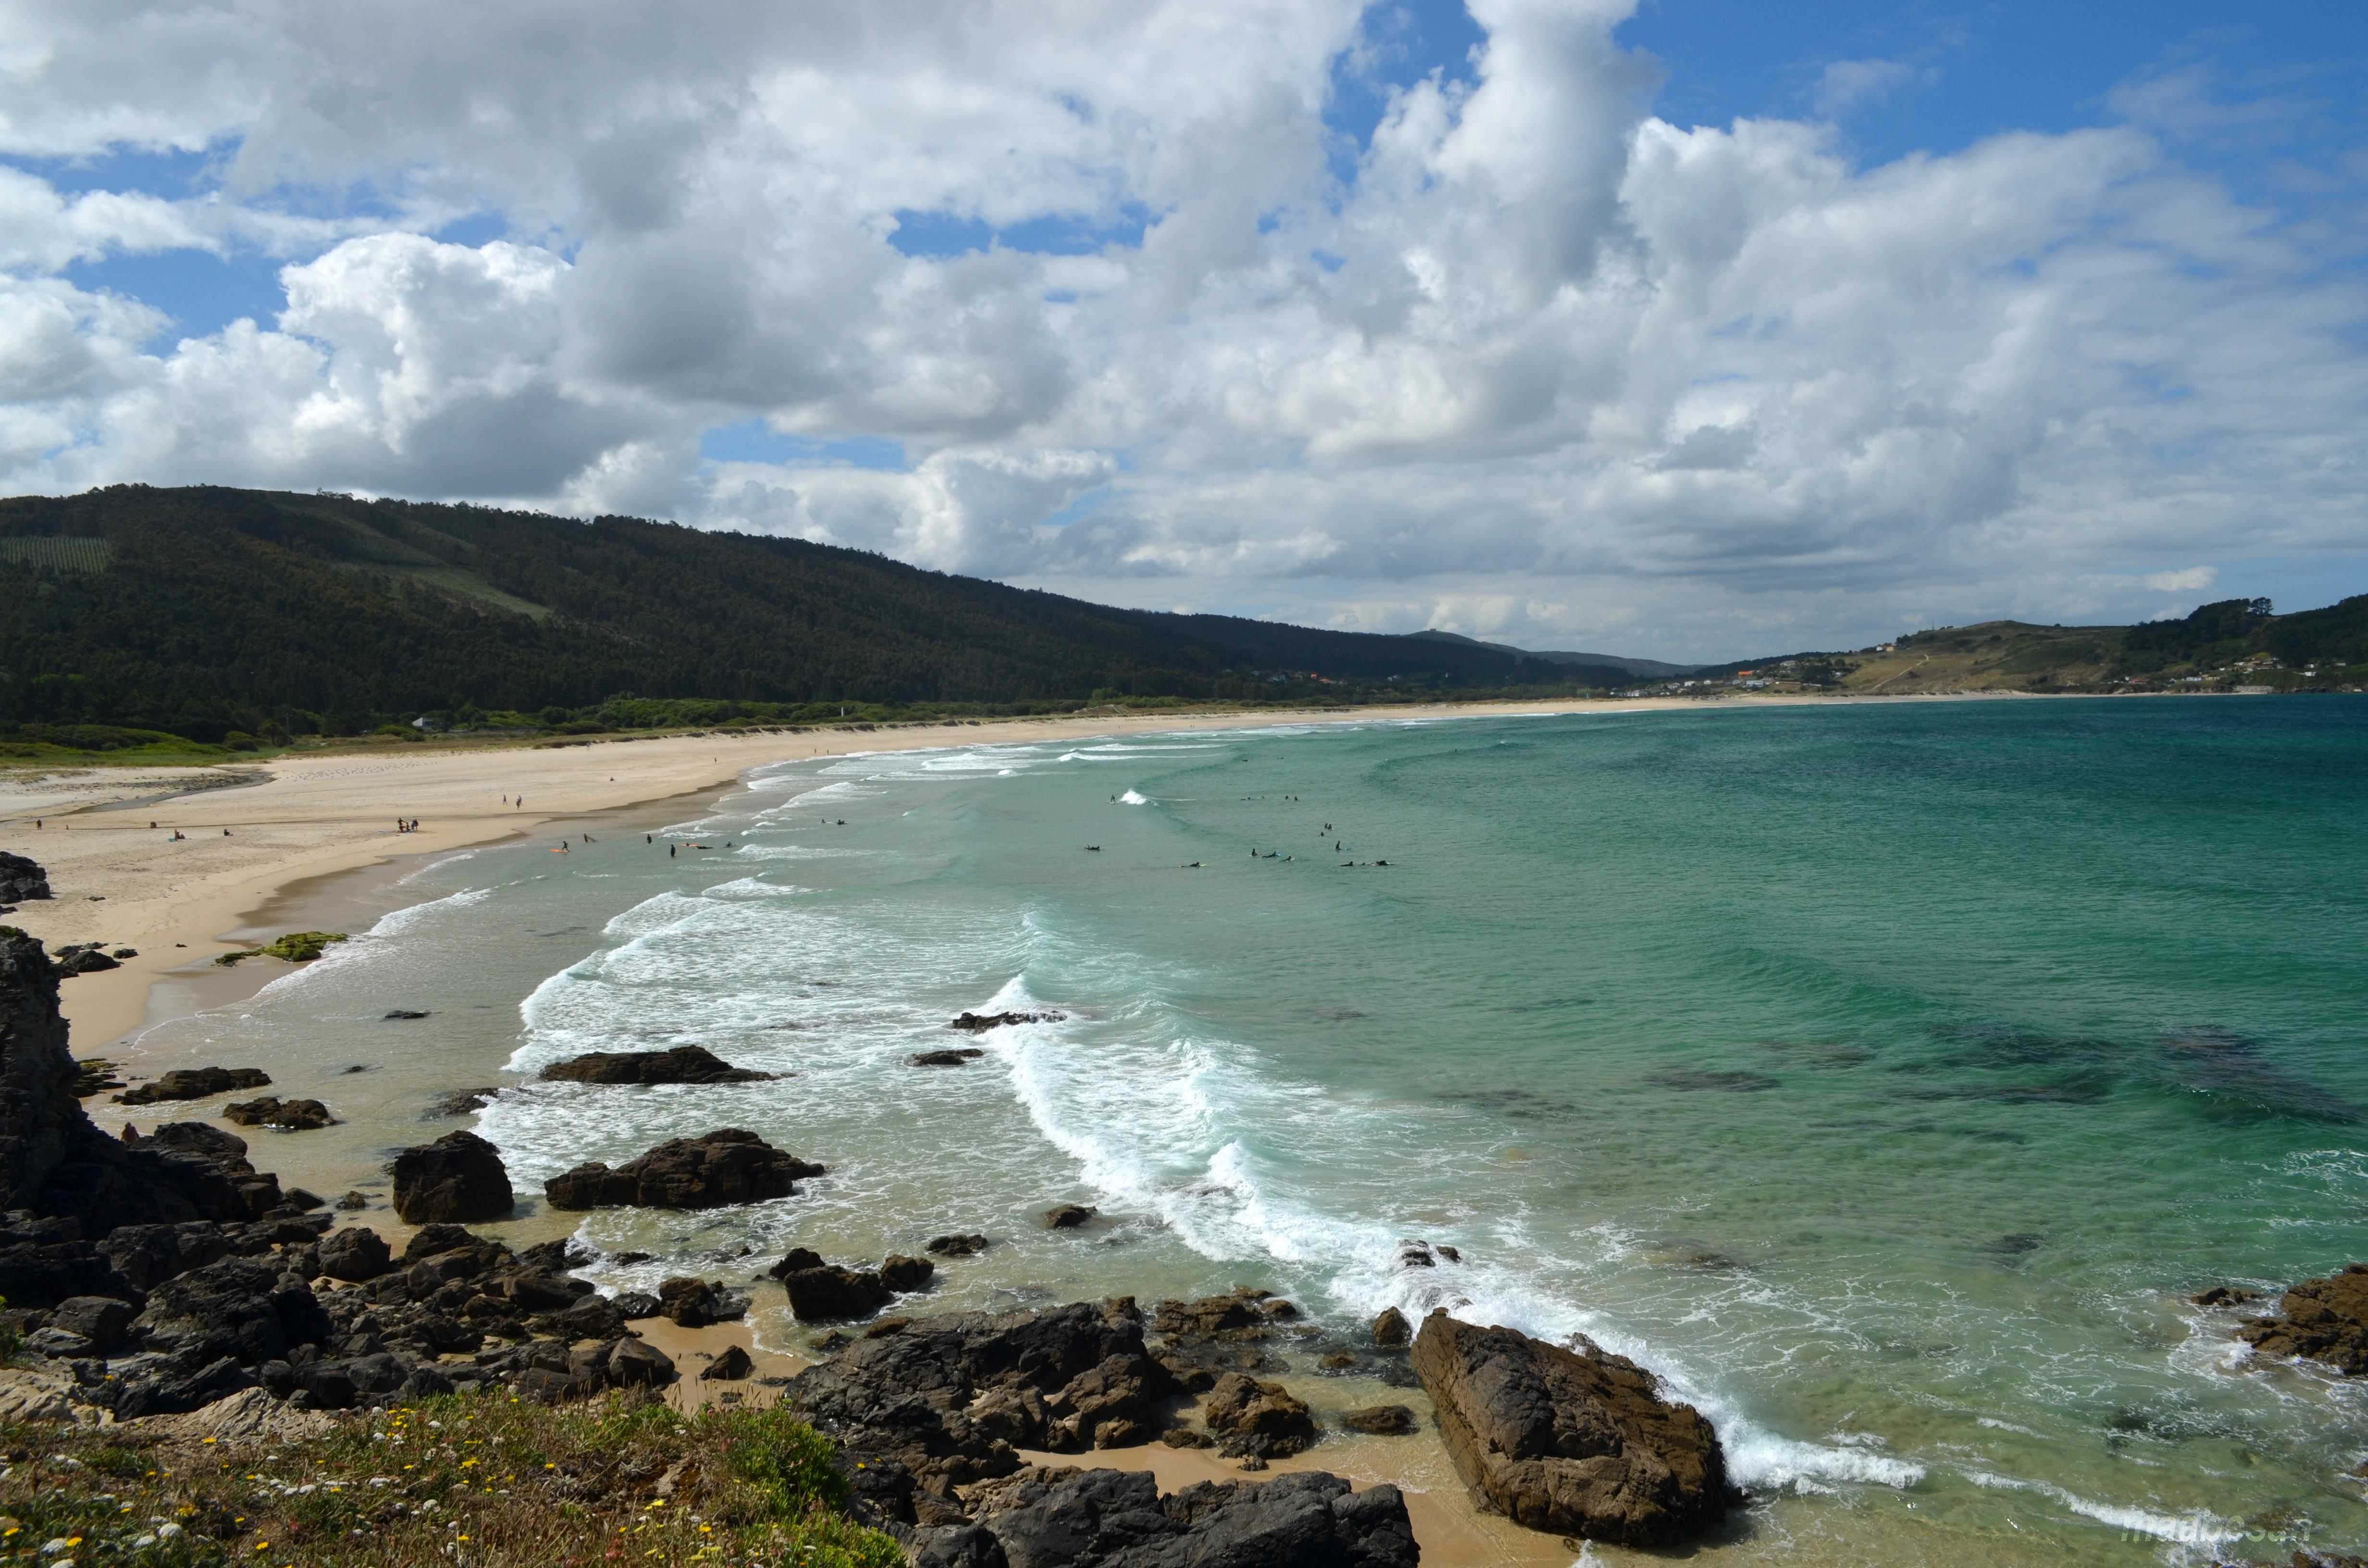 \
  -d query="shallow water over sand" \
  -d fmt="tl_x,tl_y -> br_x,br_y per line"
122,698 -> 2368,1565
